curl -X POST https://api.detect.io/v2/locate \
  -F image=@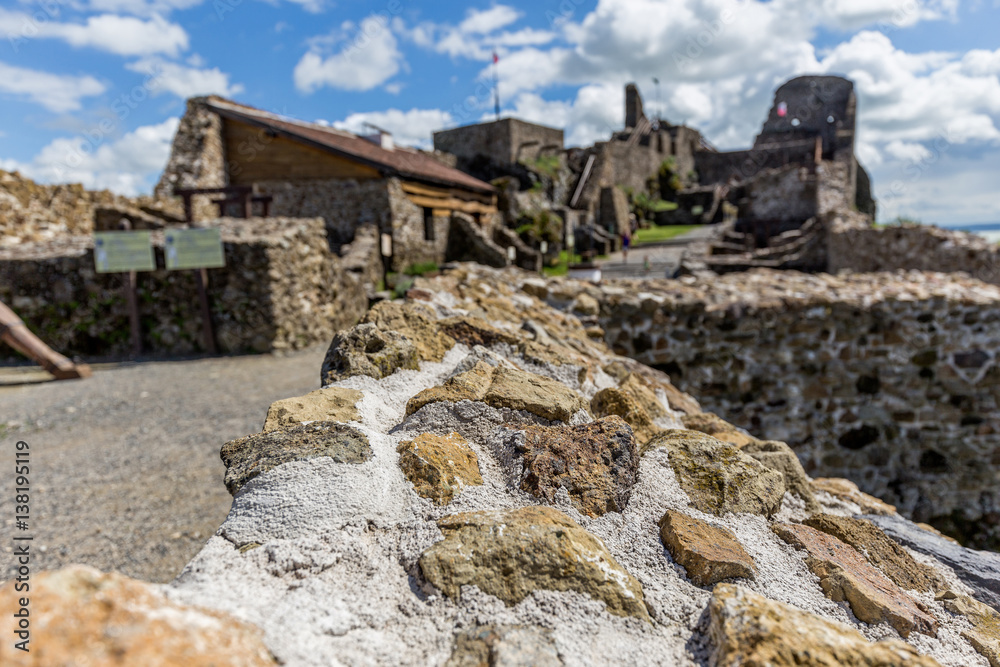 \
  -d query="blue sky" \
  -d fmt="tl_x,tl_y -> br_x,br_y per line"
1,0 -> 999,225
